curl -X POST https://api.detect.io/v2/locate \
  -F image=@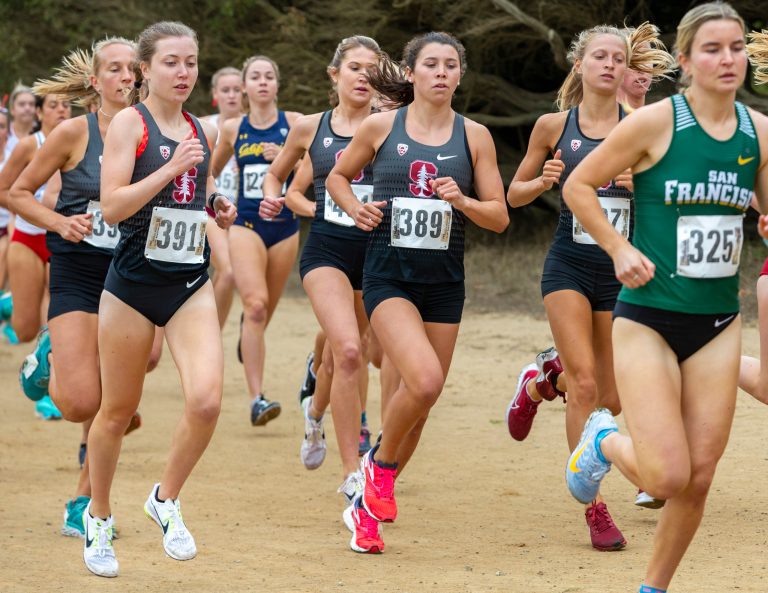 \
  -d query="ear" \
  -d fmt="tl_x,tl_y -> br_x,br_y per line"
405,66 -> 414,84
574,59 -> 582,75
89,74 -> 100,95
140,61 -> 150,83
327,66 -> 339,86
